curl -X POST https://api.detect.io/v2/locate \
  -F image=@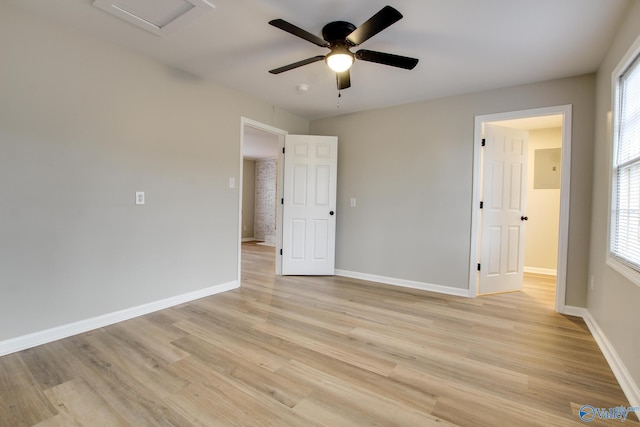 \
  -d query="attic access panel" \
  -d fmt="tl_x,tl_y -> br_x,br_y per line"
93,0 -> 214,36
